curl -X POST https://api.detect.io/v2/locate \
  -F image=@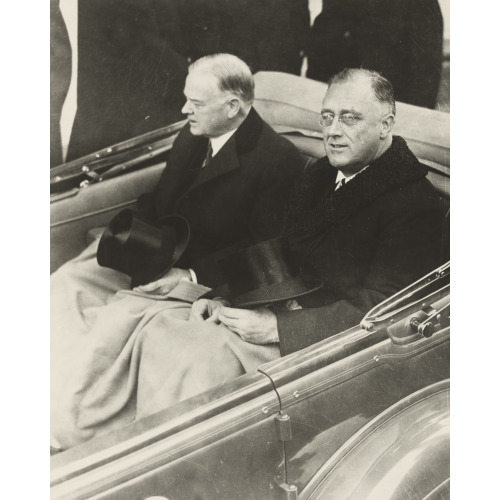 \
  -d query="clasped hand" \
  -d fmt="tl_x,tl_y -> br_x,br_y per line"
190,299 -> 279,345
